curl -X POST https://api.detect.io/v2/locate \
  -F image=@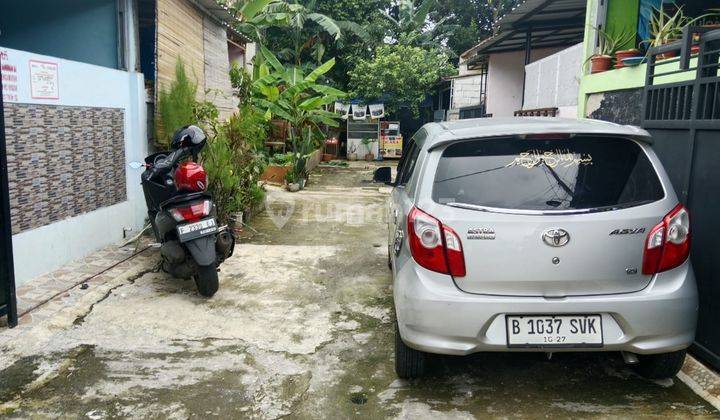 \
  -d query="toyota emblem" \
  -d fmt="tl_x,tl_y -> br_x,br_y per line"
542,228 -> 570,247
